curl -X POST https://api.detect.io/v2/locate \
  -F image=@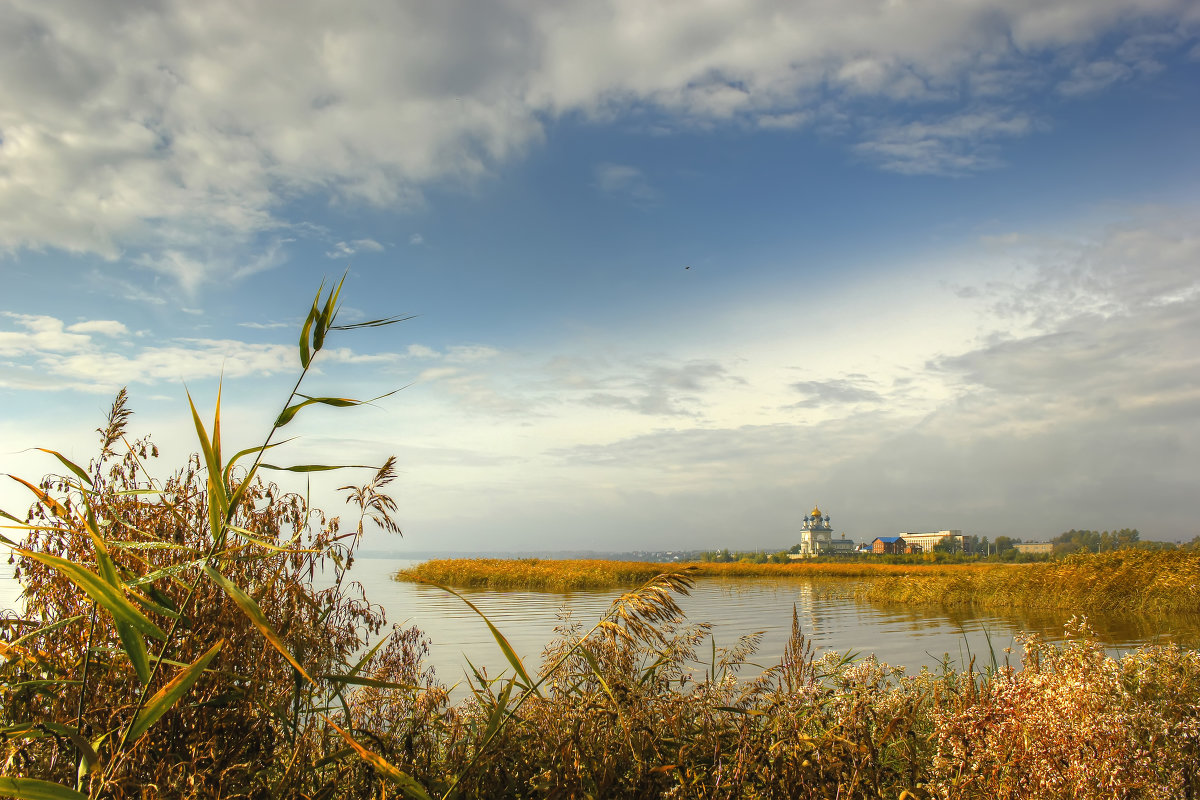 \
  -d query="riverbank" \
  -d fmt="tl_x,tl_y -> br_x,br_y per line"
397,550 -> 1200,614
